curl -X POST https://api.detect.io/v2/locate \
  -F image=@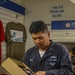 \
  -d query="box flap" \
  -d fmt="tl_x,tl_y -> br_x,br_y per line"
1,58 -> 27,75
